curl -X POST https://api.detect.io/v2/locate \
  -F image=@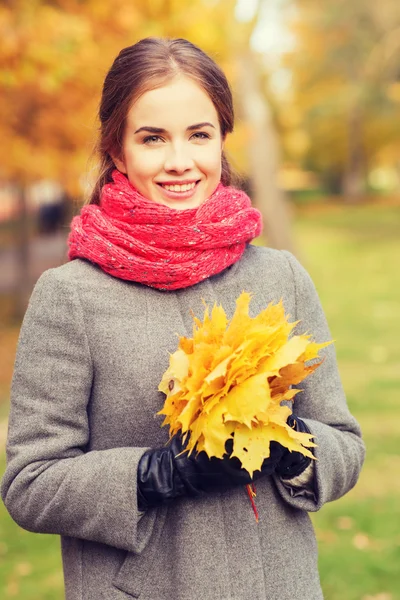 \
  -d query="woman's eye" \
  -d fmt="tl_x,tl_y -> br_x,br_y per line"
191,132 -> 210,140
143,135 -> 163,144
